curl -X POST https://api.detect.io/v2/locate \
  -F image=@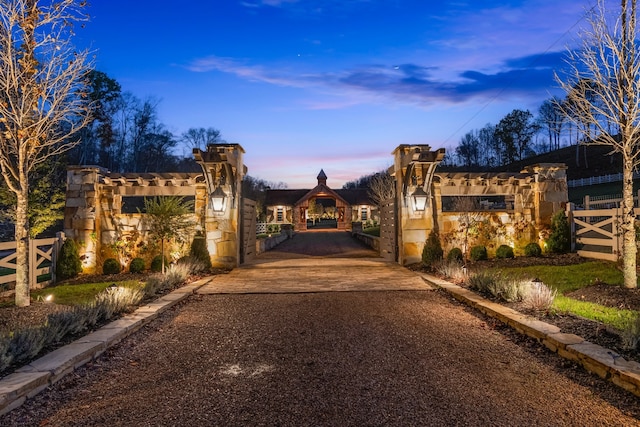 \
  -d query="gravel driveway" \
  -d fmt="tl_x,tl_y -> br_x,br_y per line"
2,232 -> 639,426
